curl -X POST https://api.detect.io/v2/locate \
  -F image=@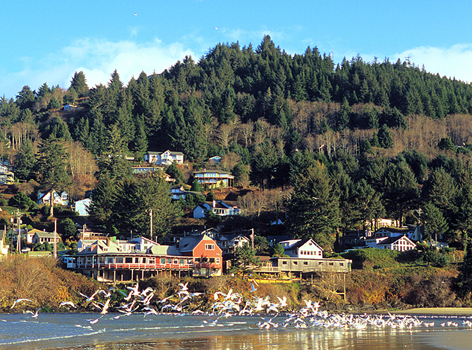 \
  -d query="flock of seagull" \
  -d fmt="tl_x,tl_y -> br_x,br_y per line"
8,283 -> 472,331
